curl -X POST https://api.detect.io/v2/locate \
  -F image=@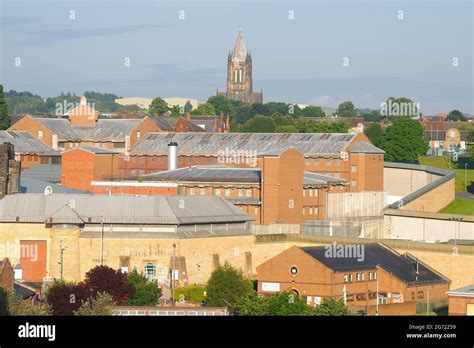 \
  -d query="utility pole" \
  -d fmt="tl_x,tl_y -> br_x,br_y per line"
426,287 -> 430,315
465,163 -> 468,192
100,213 -> 104,265
171,243 -> 176,305
59,240 -> 66,280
